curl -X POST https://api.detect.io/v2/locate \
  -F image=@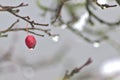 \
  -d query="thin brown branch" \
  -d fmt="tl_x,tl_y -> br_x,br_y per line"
10,27 -> 50,32
1,19 -> 20,33
27,30 -> 44,37
0,24 -> 55,37
0,3 -> 28,11
0,3 -> 49,27
0,2 -> 60,38
51,0 -> 69,24
62,58 -> 92,80
8,10 -> 48,27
